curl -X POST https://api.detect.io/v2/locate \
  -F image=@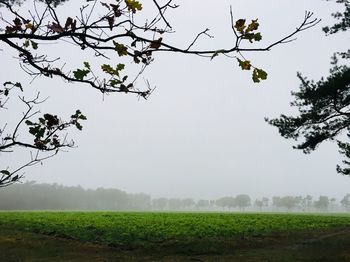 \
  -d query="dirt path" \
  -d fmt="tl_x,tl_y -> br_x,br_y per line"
1,227 -> 350,261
